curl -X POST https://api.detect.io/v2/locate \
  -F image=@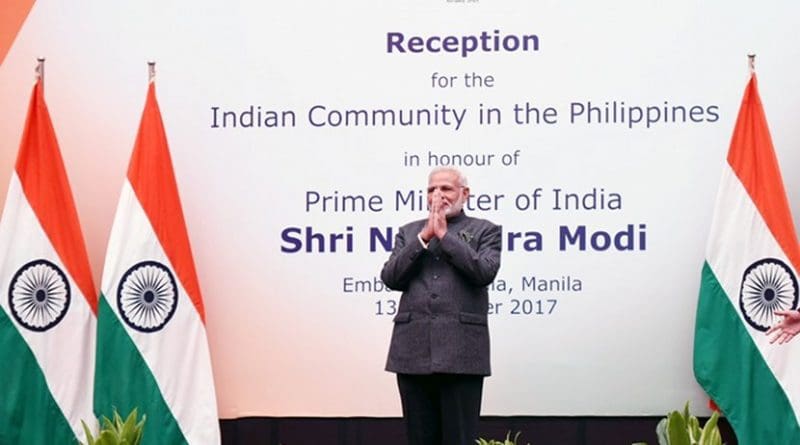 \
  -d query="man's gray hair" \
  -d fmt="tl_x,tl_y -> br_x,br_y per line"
429,166 -> 469,188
